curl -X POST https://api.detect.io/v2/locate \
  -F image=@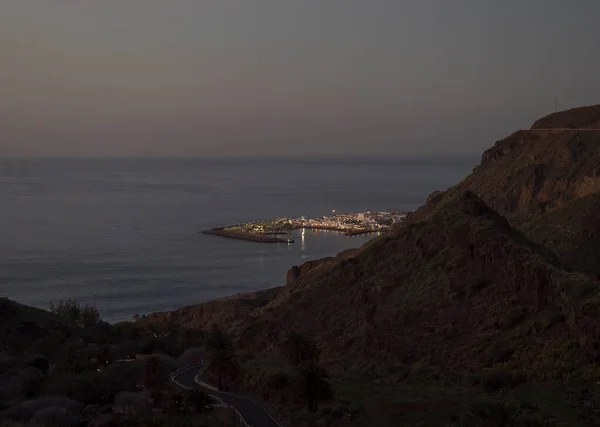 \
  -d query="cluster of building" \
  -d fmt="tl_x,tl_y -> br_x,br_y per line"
226,210 -> 408,236
292,210 -> 407,232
